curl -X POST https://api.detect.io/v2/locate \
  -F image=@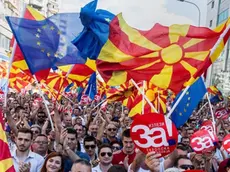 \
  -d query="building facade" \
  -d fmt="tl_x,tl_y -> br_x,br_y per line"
25,0 -> 60,17
0,0 -> 61,63
0,0 -> 21,61
206,0 -> 230,96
